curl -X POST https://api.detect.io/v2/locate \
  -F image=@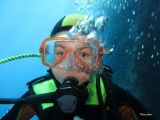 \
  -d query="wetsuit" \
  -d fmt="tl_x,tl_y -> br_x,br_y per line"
0,67 -> 156,120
